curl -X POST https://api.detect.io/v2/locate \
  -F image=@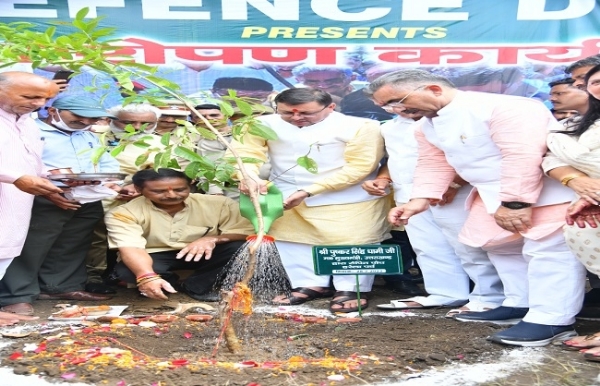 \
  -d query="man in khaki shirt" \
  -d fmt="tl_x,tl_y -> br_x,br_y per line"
105,168 -> 253,301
